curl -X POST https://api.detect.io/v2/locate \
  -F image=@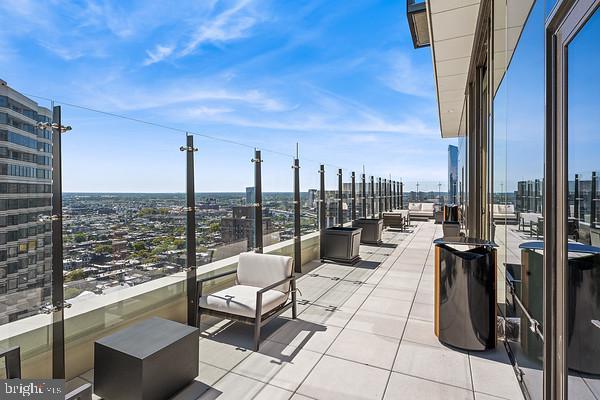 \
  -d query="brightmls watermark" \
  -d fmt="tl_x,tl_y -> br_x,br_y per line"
0,380 -> 64,399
